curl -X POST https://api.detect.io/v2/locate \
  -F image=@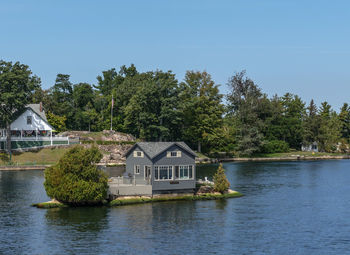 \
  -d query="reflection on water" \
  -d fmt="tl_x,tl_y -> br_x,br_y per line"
1,160 -> 350,254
